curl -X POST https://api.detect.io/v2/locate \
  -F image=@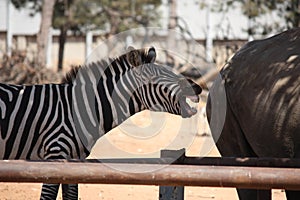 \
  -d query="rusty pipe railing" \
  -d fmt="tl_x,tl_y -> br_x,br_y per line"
0,160 -> 300,190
